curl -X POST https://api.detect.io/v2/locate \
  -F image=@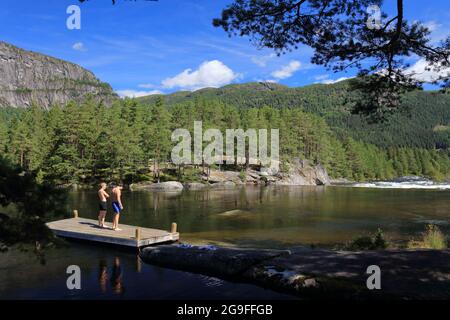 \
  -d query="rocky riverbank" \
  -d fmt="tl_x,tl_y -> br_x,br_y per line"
130,159 -> 330,191
140,245 -> 450,299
